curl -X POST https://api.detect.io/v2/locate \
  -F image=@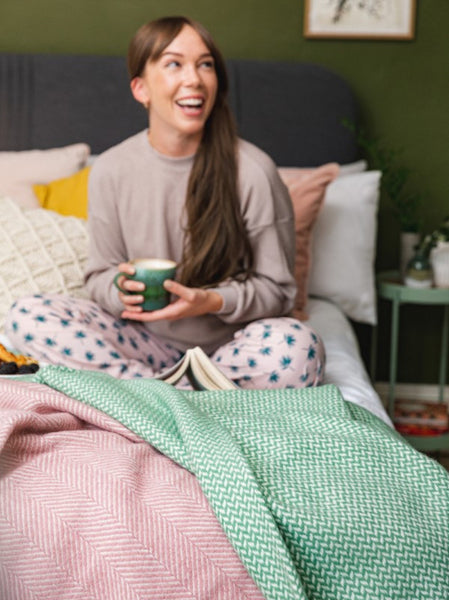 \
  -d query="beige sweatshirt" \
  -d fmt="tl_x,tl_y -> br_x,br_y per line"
85,130 -> 296,353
